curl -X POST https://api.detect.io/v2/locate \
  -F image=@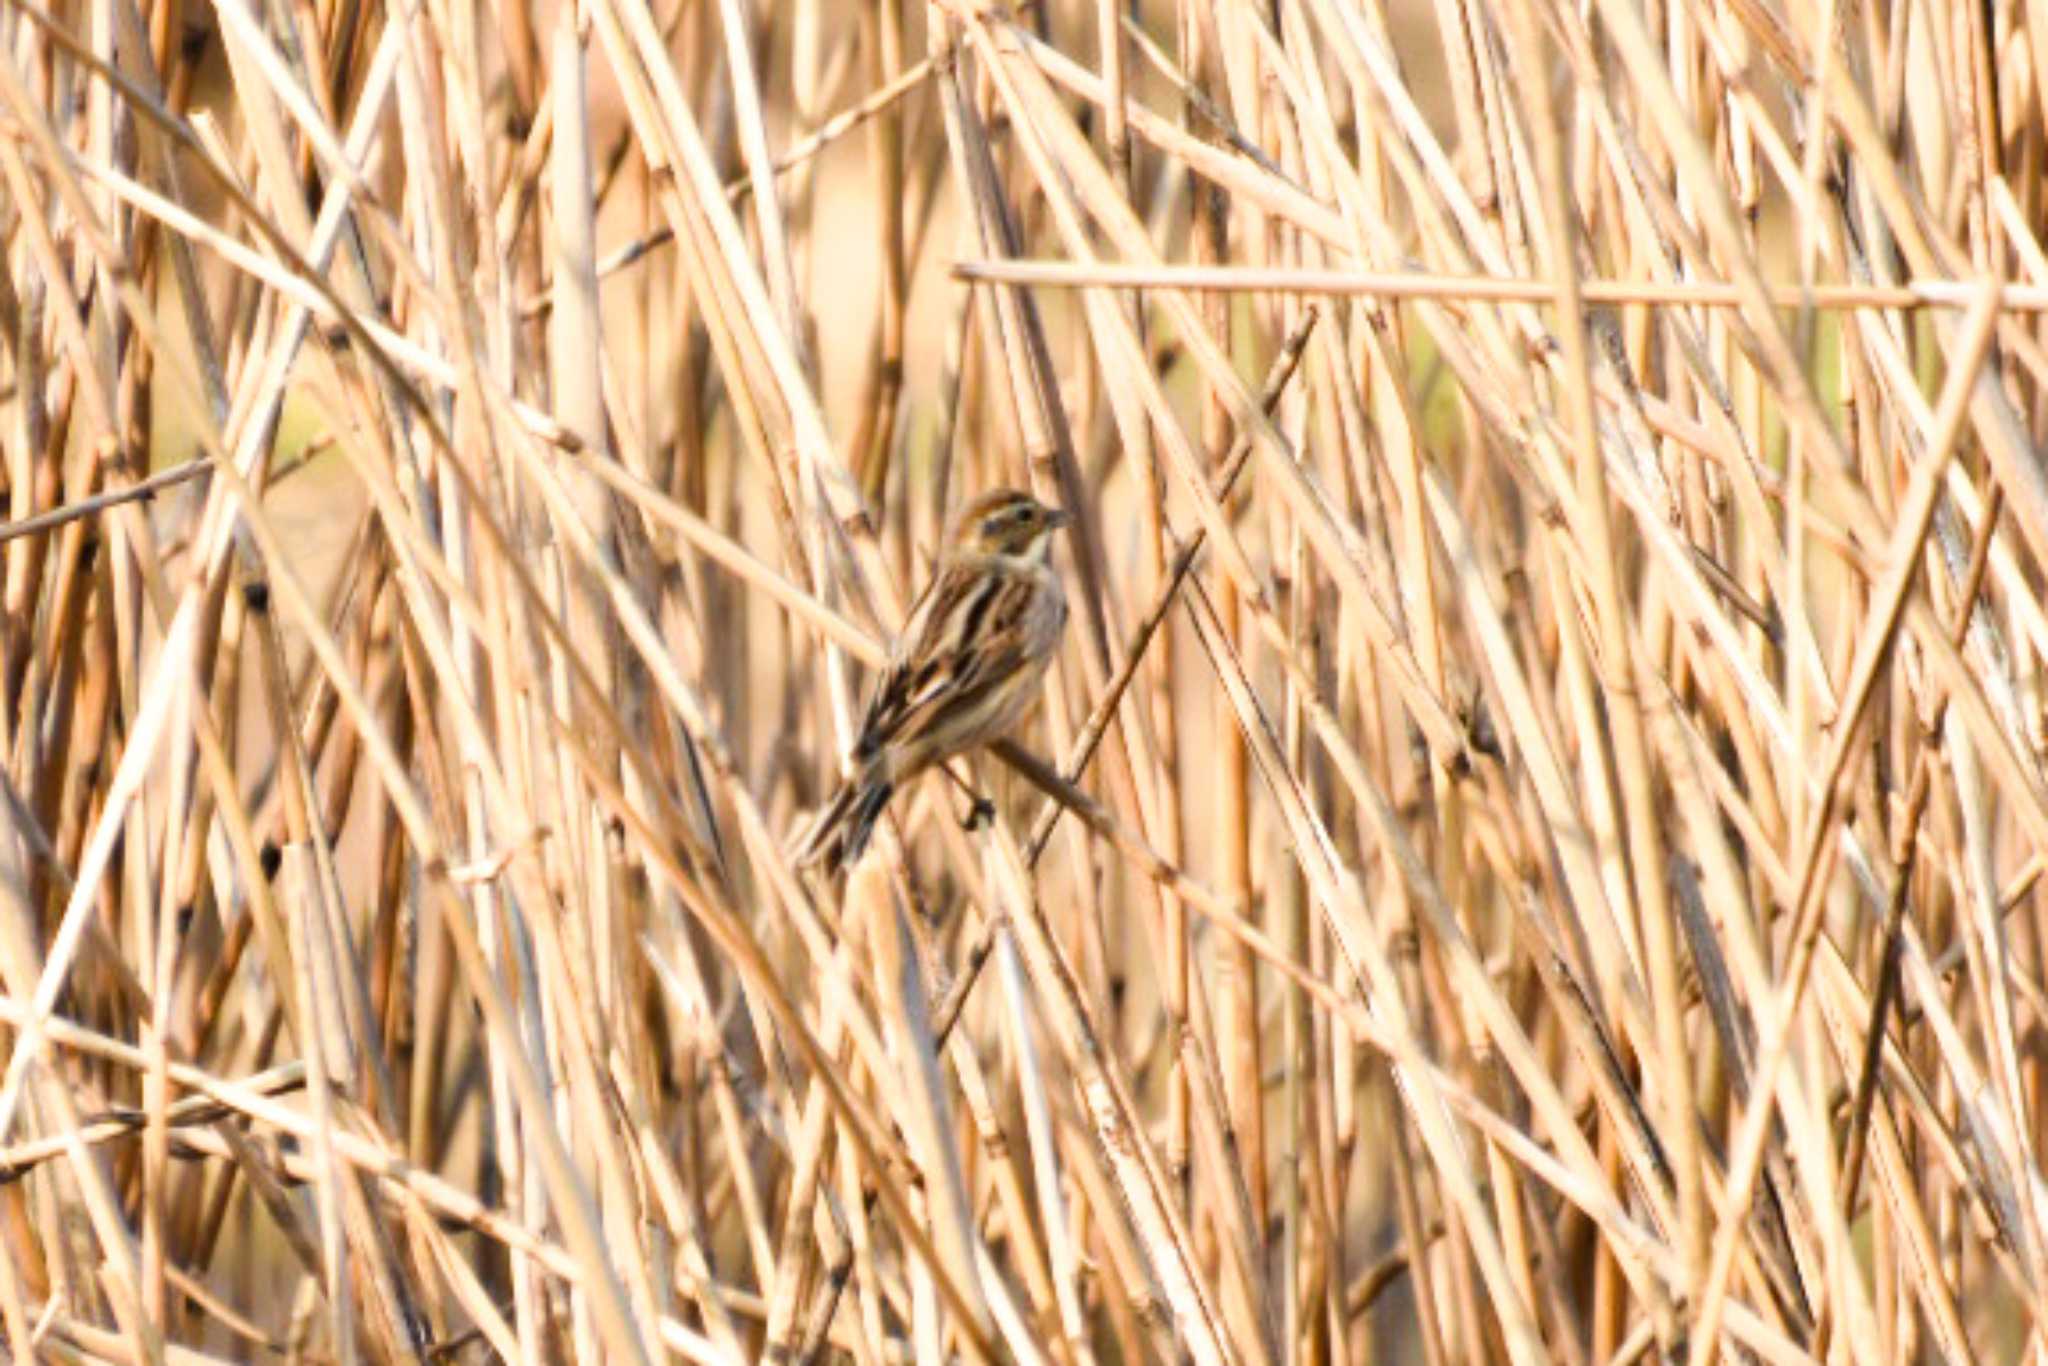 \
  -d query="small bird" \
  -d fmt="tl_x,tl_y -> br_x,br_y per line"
799,488 -> 1071,873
